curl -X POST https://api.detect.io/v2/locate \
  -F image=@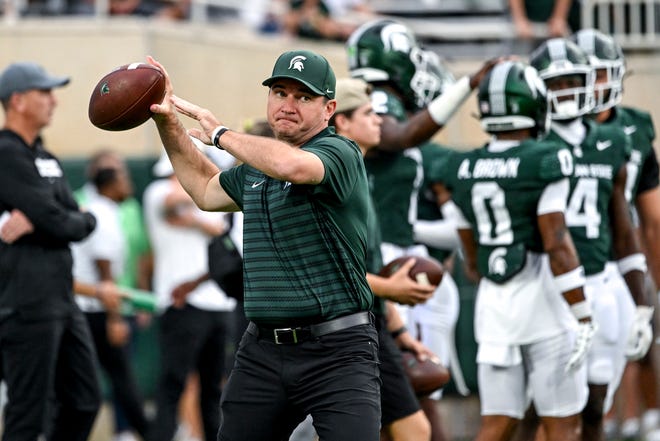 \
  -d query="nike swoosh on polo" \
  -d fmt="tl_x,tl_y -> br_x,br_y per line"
623,125 -> 637,135
251,180 -> 265,188
596,140 -> 612,151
